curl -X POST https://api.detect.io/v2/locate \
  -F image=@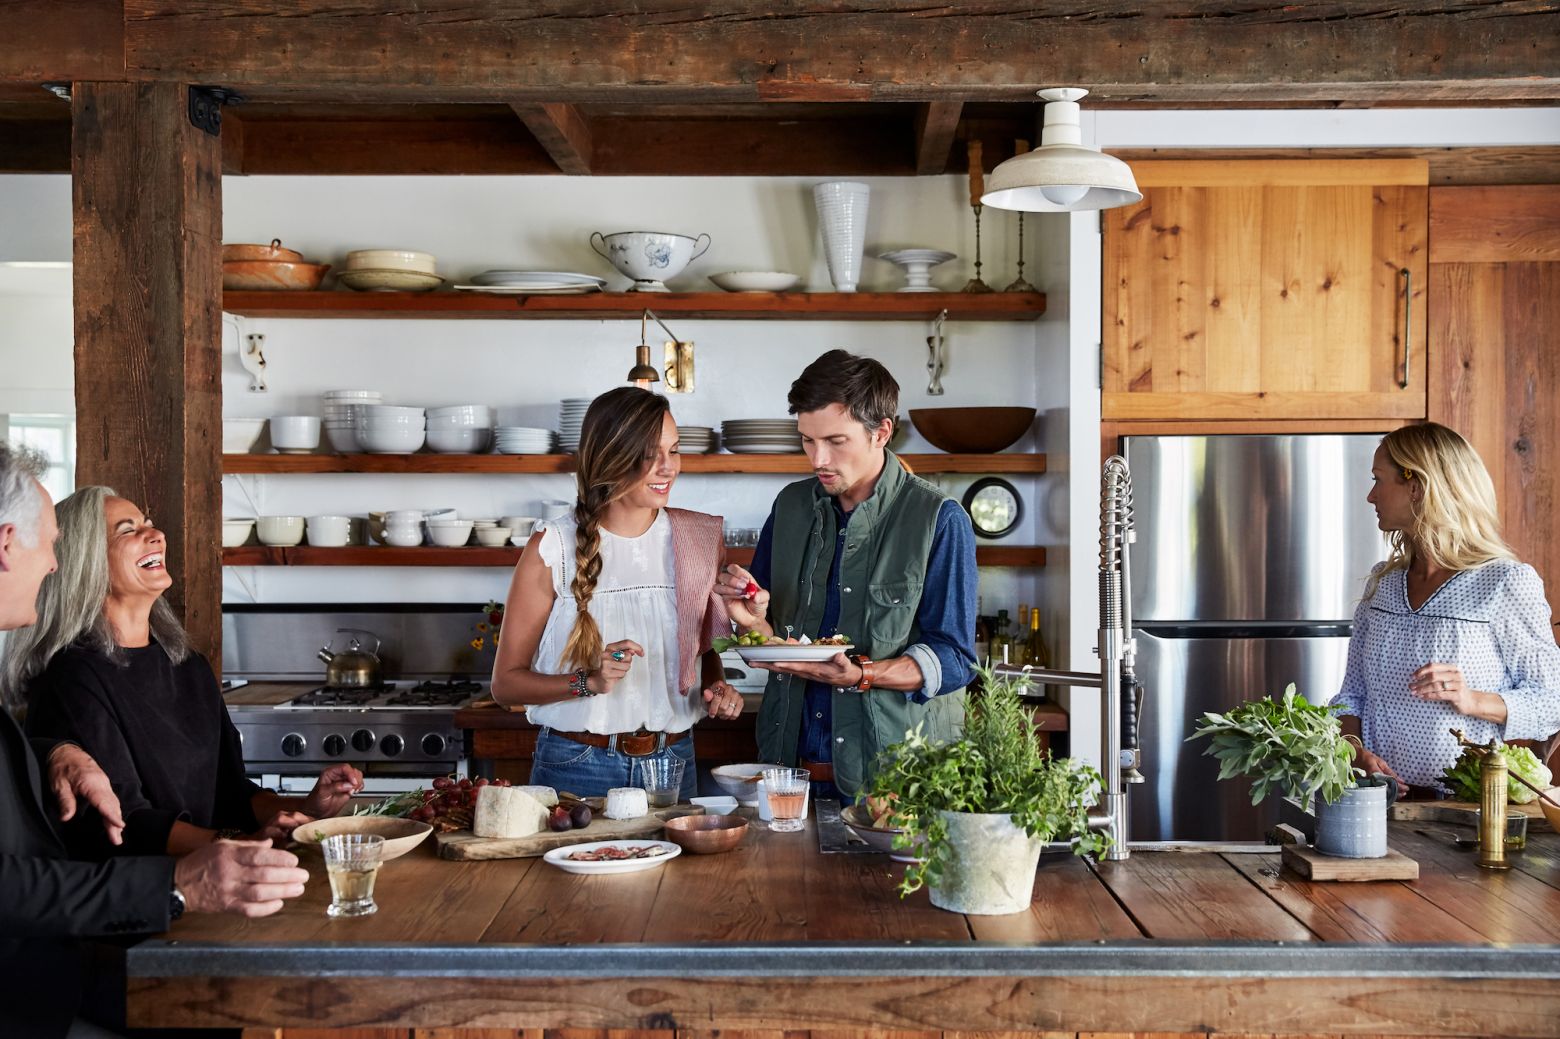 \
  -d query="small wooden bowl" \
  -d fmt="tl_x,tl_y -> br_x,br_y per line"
663,813 -> 748,854
290,816 -> 432,860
